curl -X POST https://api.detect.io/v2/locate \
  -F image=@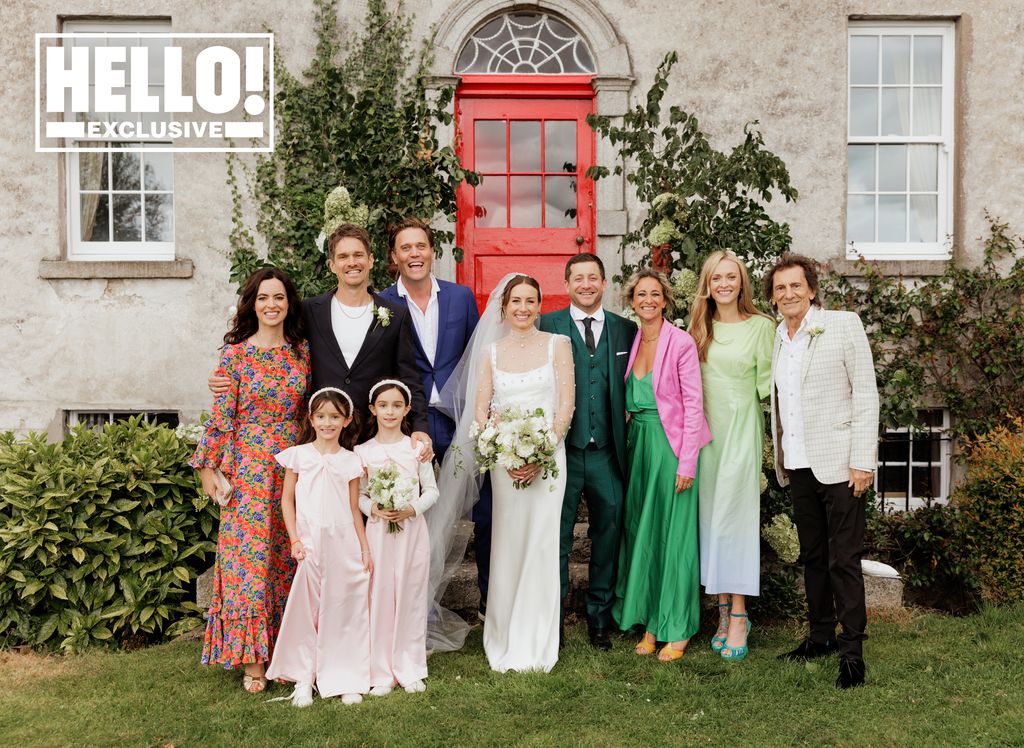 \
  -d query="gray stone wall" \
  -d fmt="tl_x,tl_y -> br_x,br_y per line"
2,0 -> 1022,432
